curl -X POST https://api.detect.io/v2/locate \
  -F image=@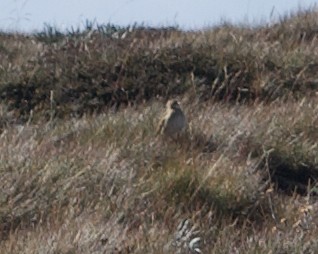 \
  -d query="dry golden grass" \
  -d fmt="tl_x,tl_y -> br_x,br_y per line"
1,96 -> 318,253
1,8 -> 318,121
1,7 -> 318,254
